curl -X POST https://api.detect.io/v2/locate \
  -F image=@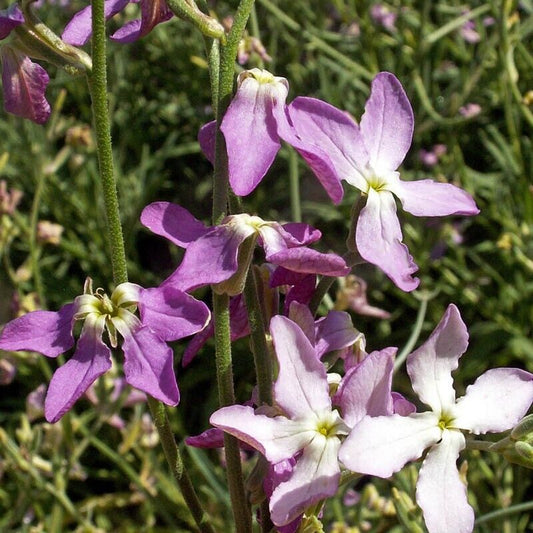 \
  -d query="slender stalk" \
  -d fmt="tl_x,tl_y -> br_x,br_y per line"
289,148 -> 301,223
29,166 -> 46,306
88,2 -> 214,531
87,0 -> 127,285
147,397 -> 215,533
475,501 -> 533,526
